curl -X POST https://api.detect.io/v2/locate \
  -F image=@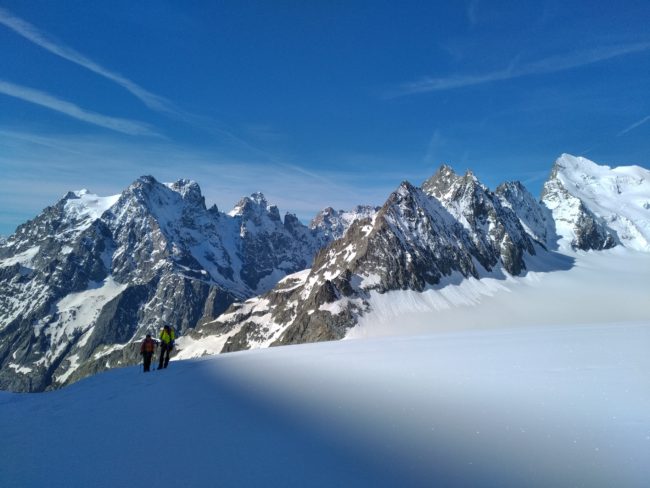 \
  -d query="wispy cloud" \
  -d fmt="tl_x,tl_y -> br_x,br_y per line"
0,6 -> 174,114
0,130 -> 400,236
0,7 -> 281,160
618,115 -> 650,136
0,80 -> 159,136
389,43 -> 650,97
